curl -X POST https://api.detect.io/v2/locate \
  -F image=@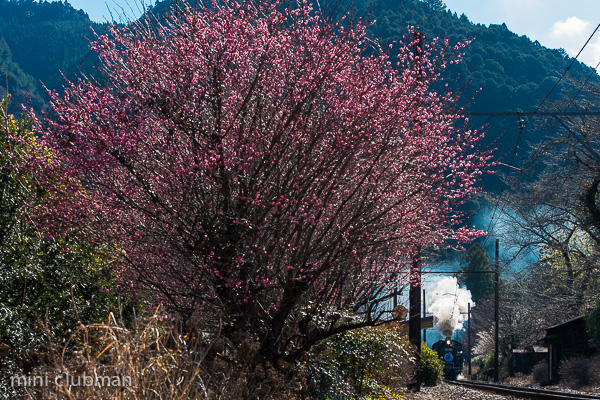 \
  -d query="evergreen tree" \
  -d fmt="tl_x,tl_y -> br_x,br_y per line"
458,242 -> 494,303
425,0 -> 445,11
0,96 -> 129,352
